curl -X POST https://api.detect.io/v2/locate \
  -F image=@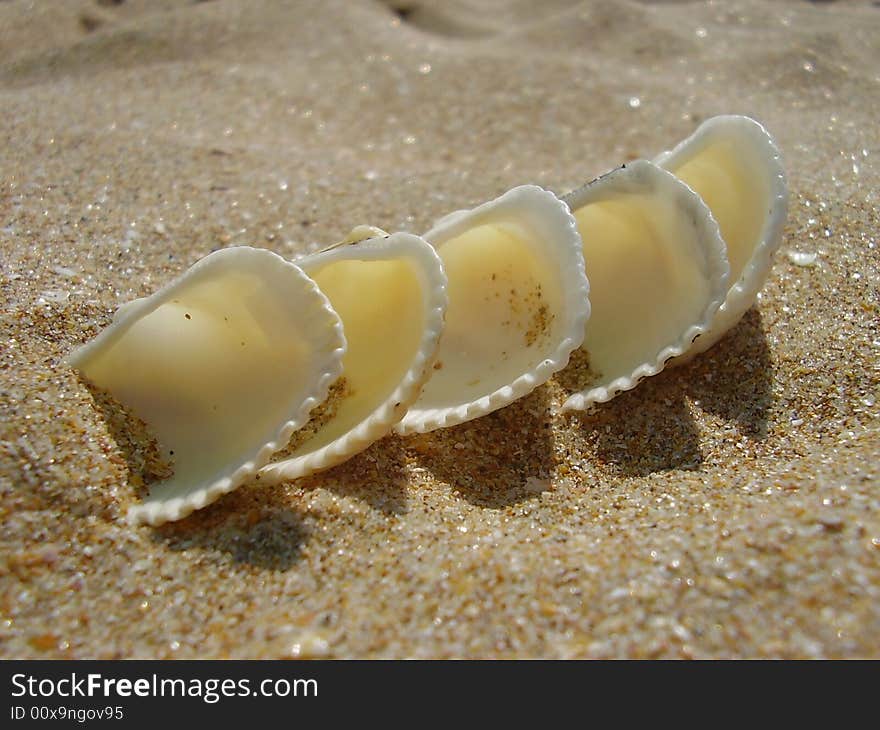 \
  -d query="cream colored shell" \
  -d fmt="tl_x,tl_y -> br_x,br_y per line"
66,246 -> 346,526
258,230 -> 447,483
395,184 -> 591,434
560,160 -> 729,411
655,114 -> 788,358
